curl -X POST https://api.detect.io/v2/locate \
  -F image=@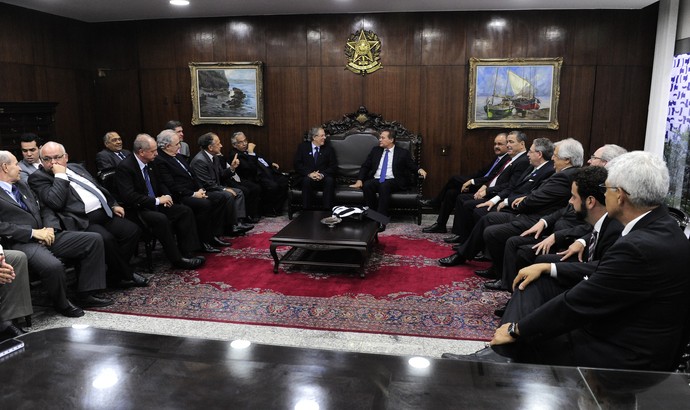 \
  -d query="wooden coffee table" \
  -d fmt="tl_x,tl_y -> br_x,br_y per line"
269,211 -> 379,278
